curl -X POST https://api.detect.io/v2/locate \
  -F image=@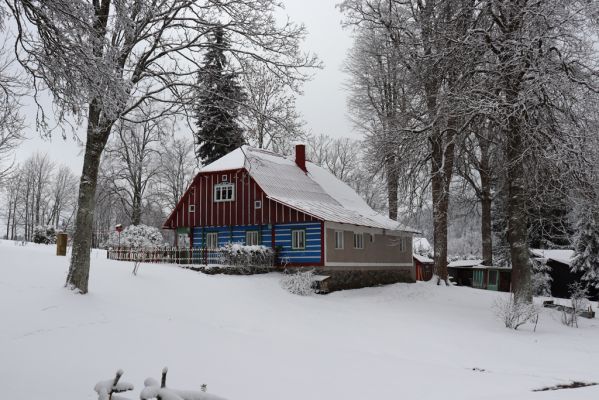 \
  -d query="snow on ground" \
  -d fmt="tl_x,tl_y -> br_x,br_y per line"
1,240 -> 598,400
